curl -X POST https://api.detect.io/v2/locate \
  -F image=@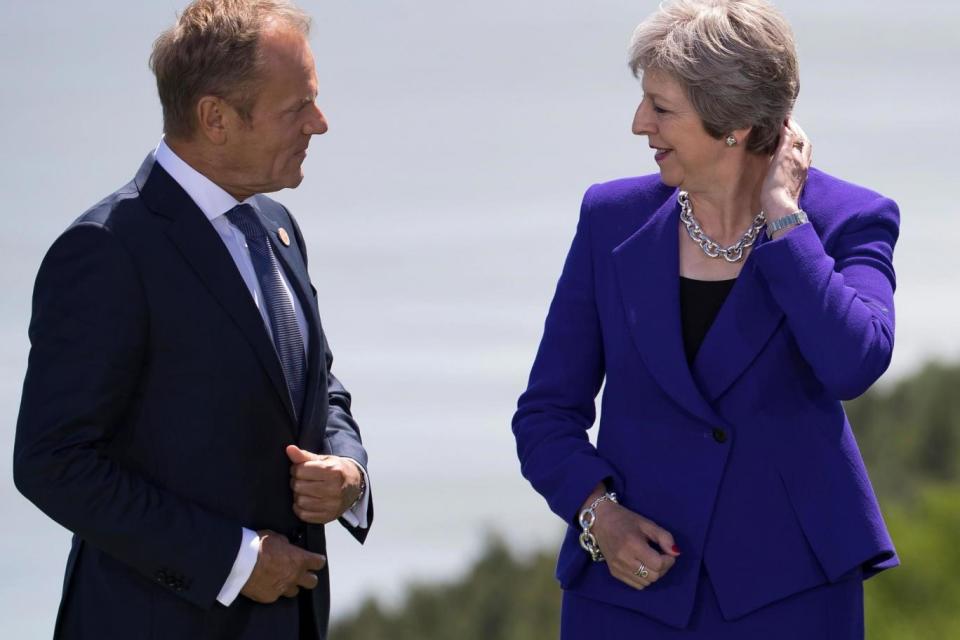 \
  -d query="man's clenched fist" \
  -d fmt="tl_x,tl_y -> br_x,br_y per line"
286,445 -> 363,524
